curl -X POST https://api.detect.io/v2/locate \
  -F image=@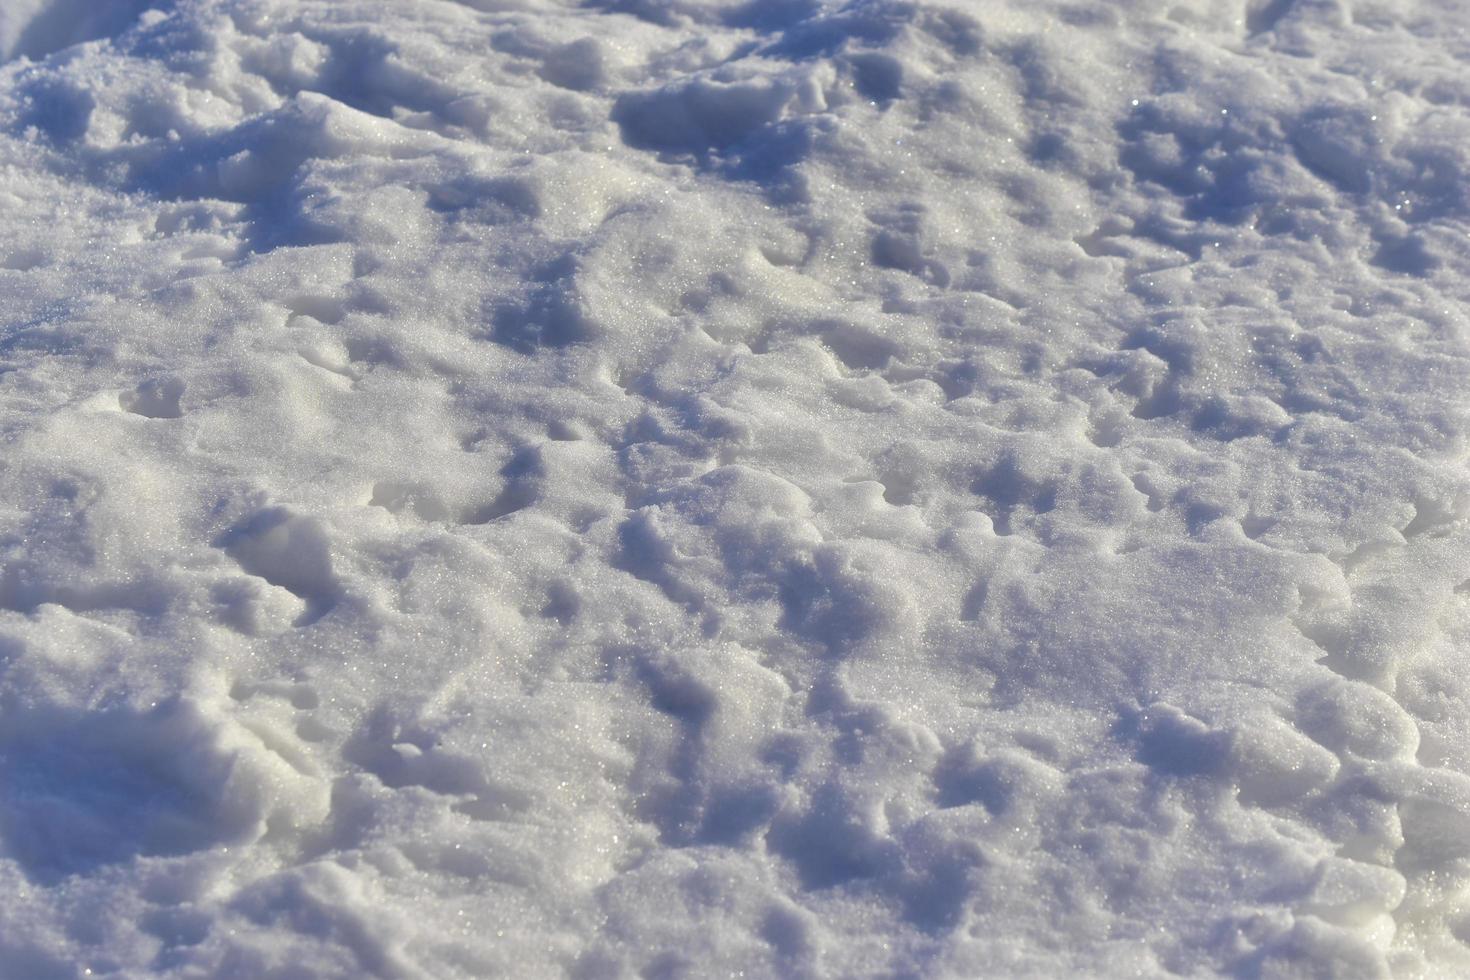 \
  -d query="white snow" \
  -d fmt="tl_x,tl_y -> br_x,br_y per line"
1,0 -> 1469,976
